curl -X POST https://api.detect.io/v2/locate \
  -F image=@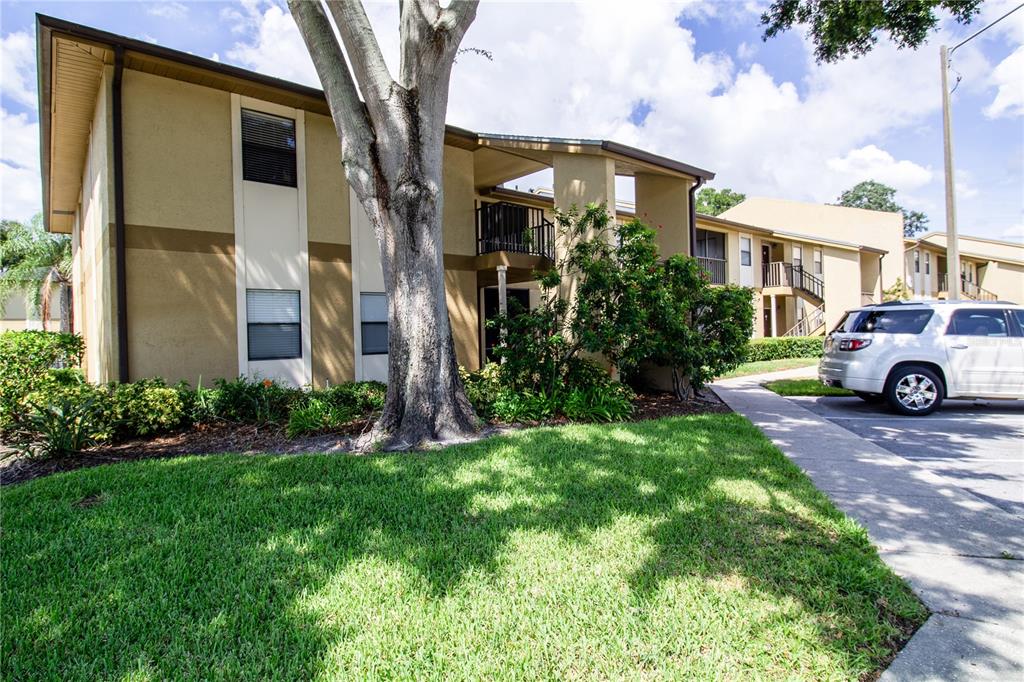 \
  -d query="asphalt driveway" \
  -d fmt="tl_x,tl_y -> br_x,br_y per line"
787,396 -> 1024,517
